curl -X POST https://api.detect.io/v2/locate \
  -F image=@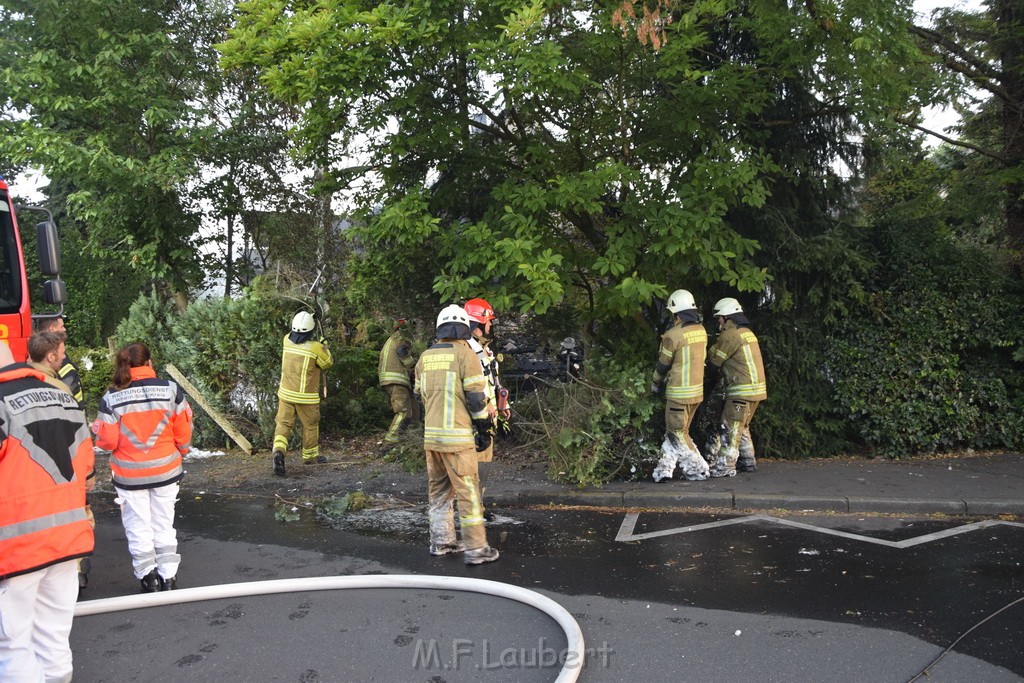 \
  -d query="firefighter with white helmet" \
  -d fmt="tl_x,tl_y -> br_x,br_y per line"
649,289 -> 711,482
705,297 -> 767,477
272,311 -> 333,476
414,305 -> 499,565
